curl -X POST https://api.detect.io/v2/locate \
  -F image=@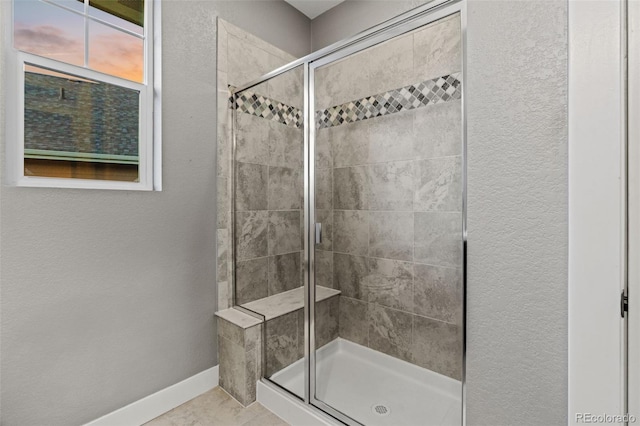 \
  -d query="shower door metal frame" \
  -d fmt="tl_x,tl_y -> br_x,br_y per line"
230,0 -> 467,423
